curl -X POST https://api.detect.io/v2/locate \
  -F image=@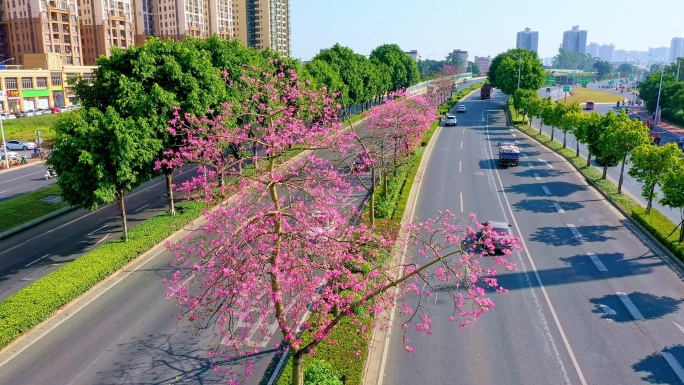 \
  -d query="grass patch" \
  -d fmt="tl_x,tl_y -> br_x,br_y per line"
2,113 -> 60,142
0,184 -> 70,233
557,88 -> 626,104
511,108 -> 684,261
